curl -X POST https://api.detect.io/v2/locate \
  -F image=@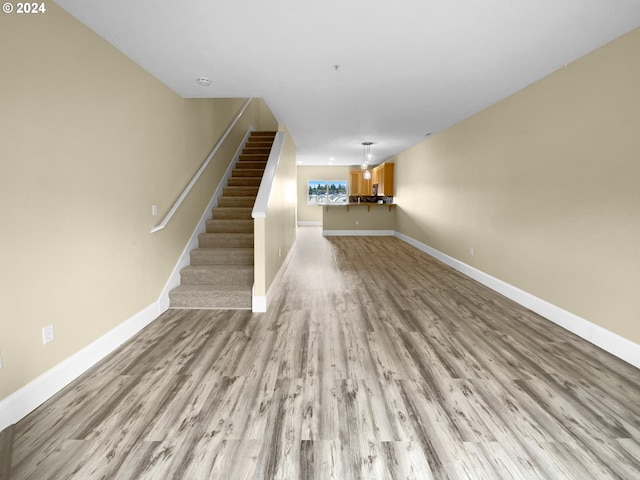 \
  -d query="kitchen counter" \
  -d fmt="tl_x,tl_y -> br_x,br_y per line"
322,203 -> 396,235
324,202 -> 396,212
